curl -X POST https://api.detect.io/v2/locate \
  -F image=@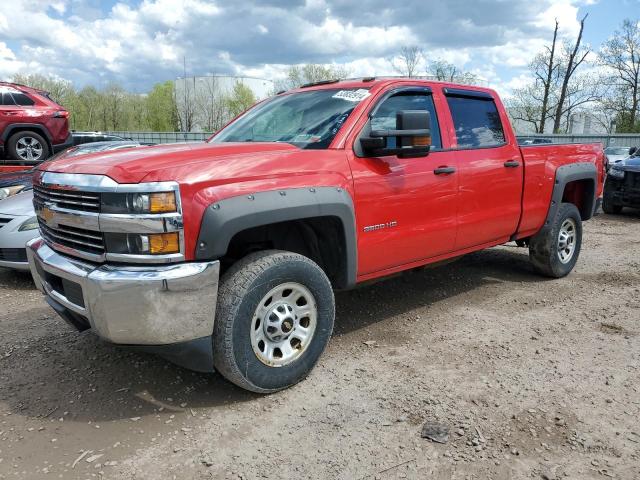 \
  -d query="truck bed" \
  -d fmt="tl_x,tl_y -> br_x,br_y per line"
517,143 -> 605,238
